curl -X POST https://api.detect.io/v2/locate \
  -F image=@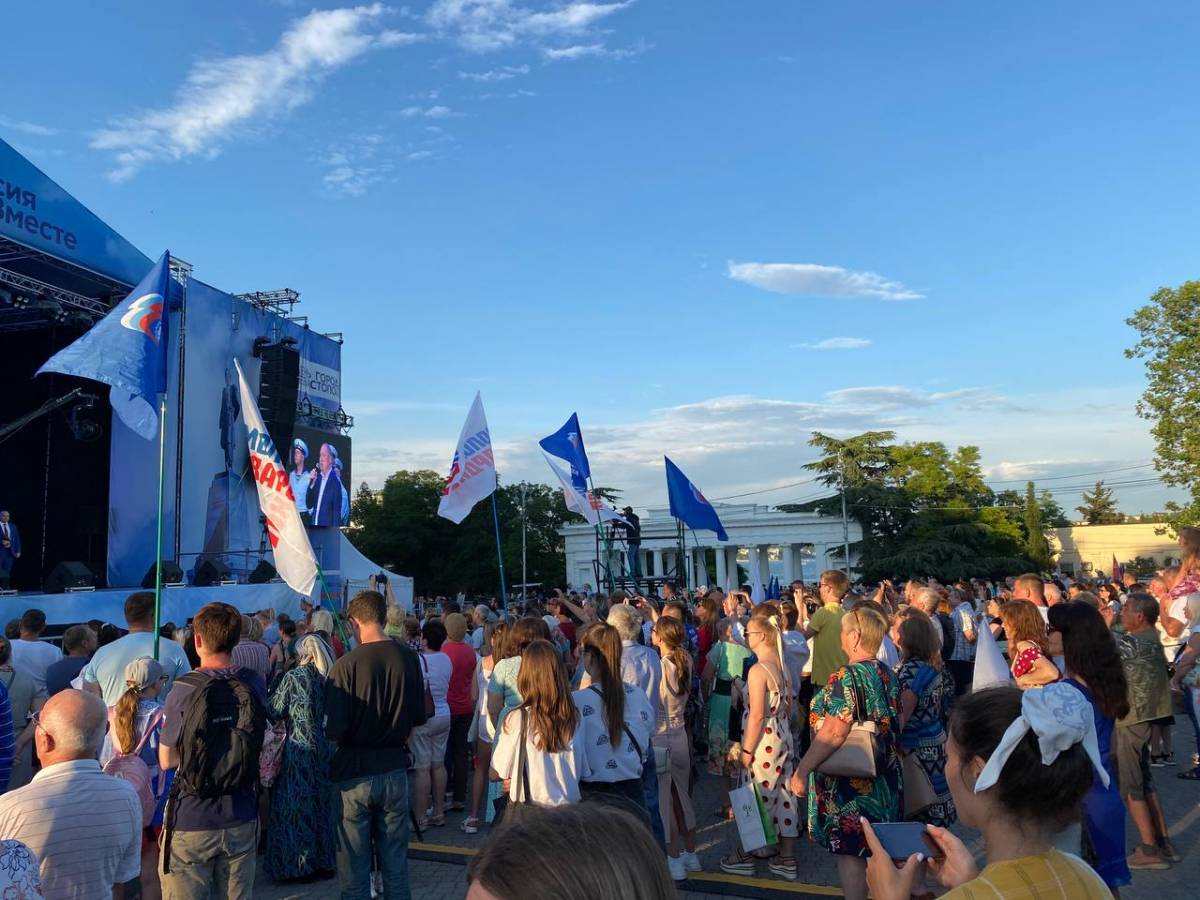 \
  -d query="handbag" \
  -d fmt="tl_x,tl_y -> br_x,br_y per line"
816,663 -> 885,779
493,708 -> 537,826
901,751 -> 938,818
259,720 -> 287,788
728,778 -> 777,852
420,655 -> 435,719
